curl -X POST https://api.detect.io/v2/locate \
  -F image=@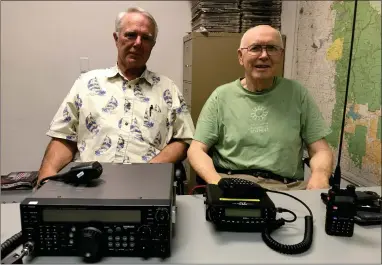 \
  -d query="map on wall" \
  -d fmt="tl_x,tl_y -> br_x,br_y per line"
295,1 -> 381,186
